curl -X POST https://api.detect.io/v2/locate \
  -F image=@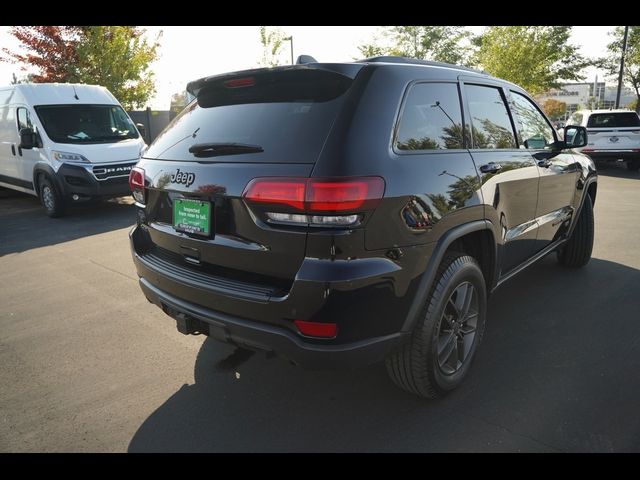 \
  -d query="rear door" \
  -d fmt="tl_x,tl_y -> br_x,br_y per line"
461,80 -> 540,275
507,90 -> 580,252
137,66 -> 360,283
